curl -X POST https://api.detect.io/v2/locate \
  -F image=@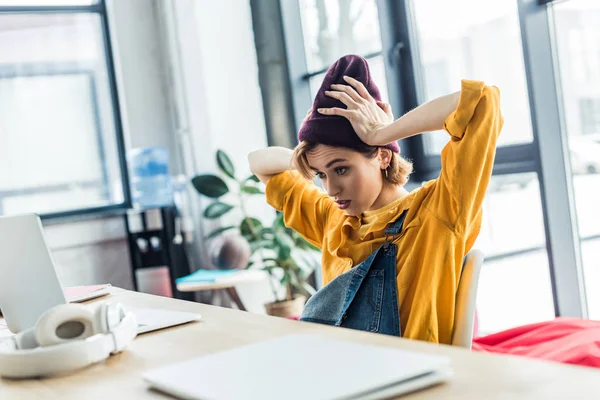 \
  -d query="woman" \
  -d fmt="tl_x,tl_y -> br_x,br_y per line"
248,54 -> 503,344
